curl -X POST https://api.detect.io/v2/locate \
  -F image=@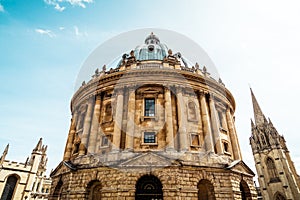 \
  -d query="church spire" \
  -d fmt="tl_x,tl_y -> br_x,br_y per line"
33,138 -> 43,152
250,88 -> 267,126
0,144 -> 9,165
